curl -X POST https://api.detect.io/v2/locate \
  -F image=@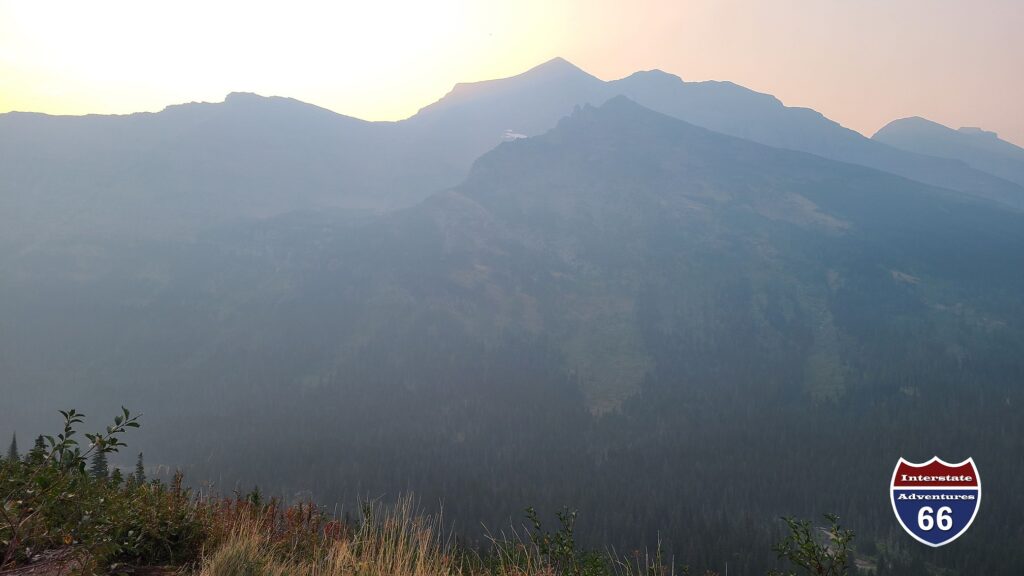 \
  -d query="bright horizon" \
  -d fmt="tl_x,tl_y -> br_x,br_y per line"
1,0 -> 1022,145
